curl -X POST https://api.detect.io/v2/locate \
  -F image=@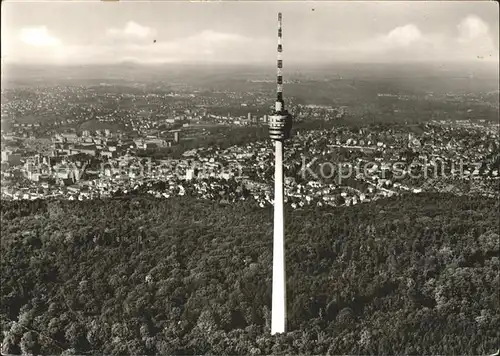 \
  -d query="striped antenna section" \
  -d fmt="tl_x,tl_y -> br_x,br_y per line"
276,12 -> 284,113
